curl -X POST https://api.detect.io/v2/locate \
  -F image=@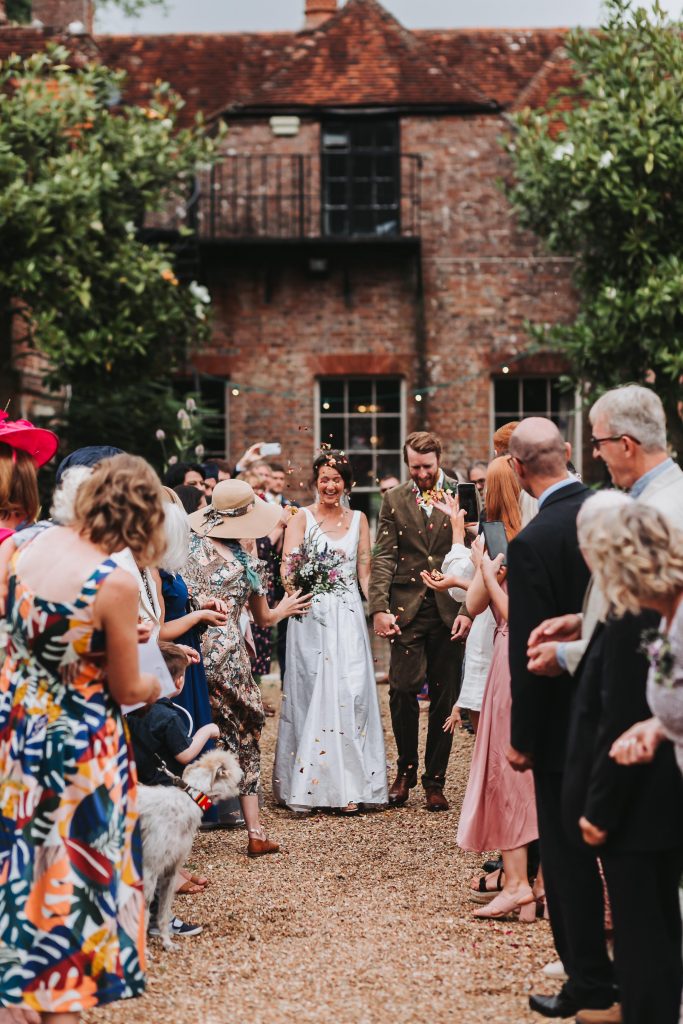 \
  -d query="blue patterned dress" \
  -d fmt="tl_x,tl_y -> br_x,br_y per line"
0,550 -> 145,1013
